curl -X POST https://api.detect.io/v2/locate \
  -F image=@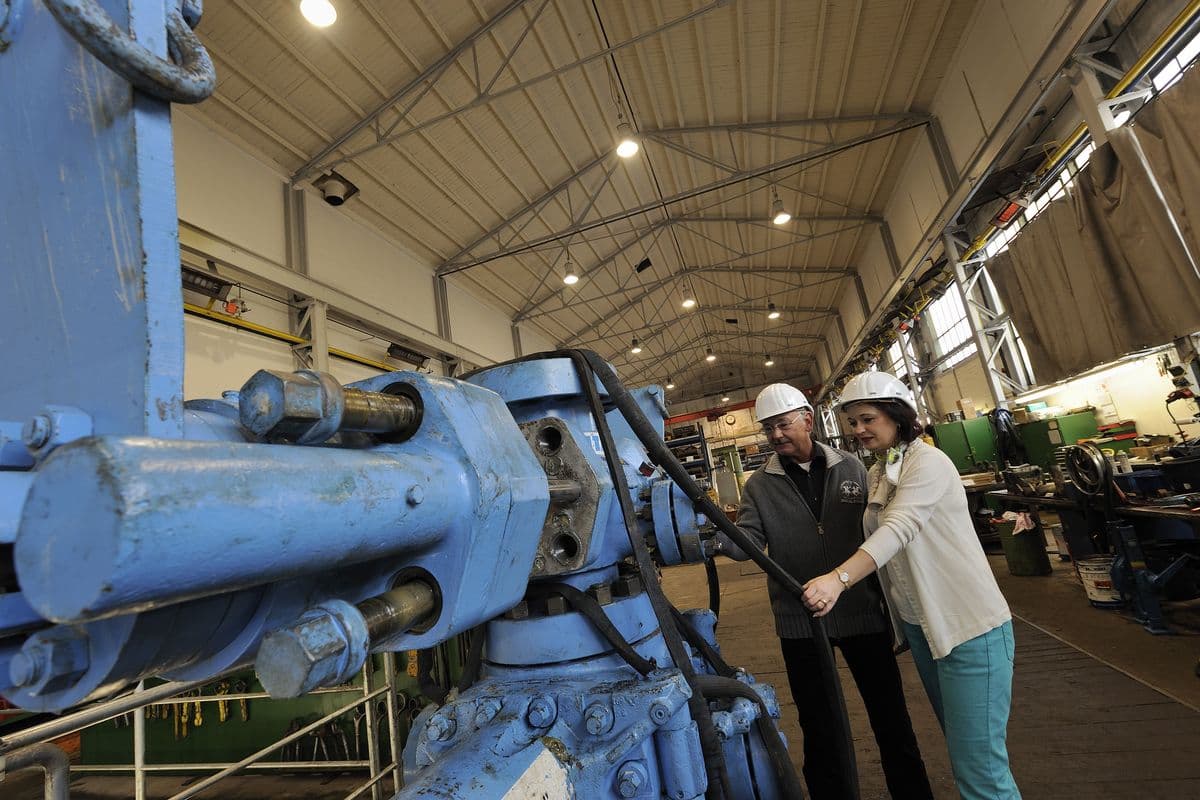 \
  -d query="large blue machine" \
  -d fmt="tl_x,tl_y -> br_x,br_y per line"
0,3 -> 855,797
